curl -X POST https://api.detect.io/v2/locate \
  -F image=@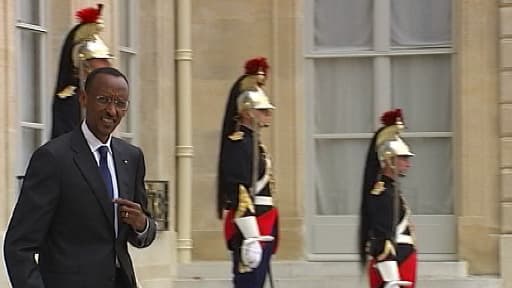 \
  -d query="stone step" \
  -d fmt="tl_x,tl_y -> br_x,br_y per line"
138,279 -> 174,288
177,261 -> 468,278
175,261 -> 502,288
174,276 -> 503,288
